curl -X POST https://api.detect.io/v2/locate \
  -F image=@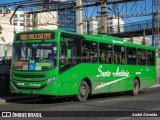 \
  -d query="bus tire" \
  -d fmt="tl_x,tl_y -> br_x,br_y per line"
75,81 -> 89,102
39,95 -> 52,102
132,79 -> 140,96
